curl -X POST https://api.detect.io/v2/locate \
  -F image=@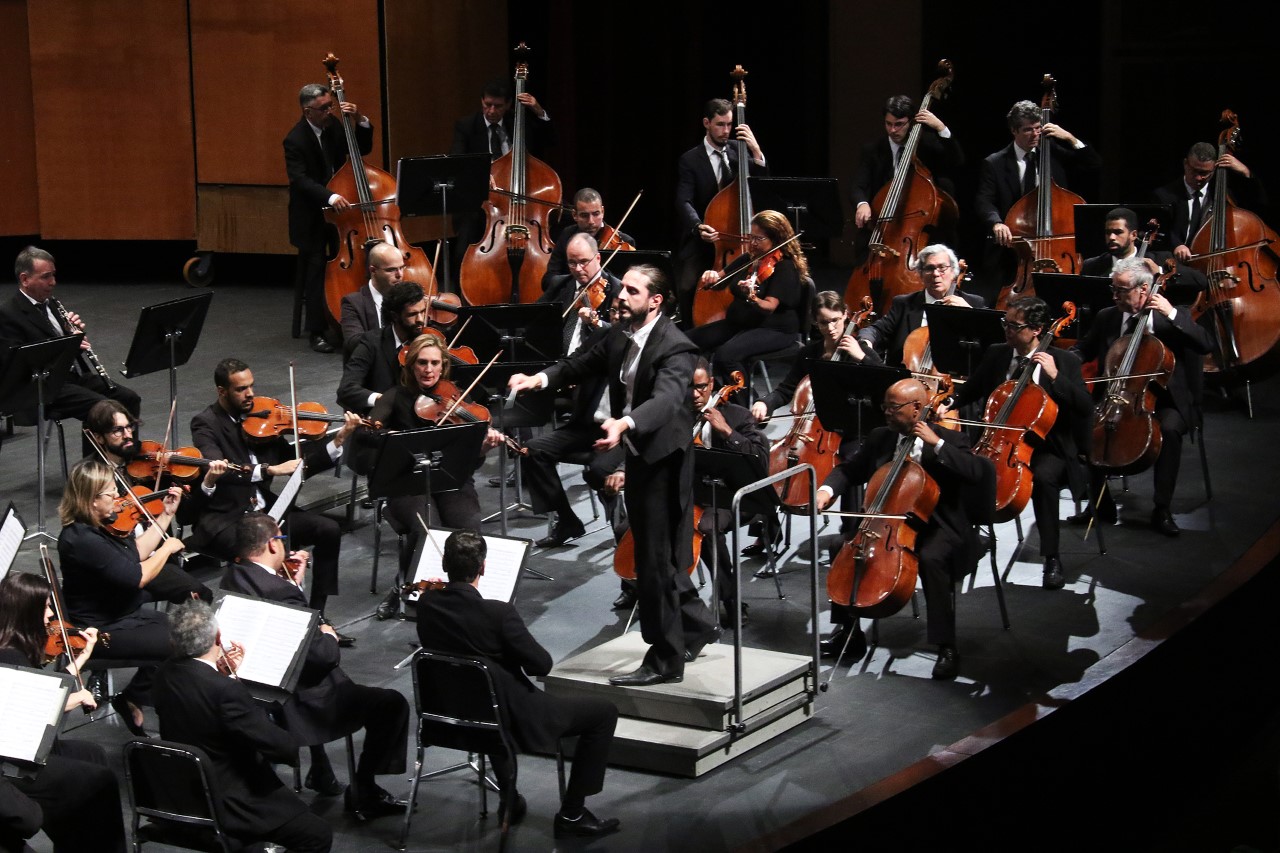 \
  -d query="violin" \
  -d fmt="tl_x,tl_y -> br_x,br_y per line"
400,579 -> 447,594
44,619 -> 109,664
413,379 -> 527,456
105,486 -> 173,538
241,396 -> 376,442
126,440 -> 250,484
596,224 -> 635,253
398,339 -> 479,367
